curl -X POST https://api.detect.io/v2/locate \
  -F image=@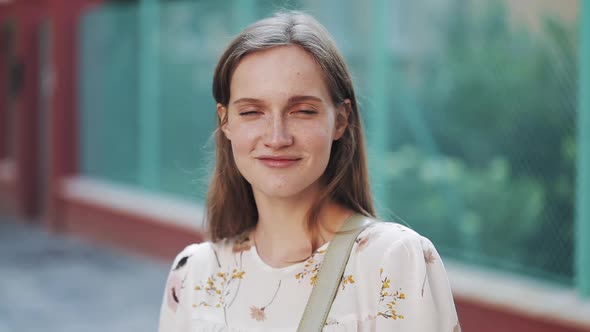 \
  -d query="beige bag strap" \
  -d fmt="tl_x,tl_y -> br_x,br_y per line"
297,213 -> 375,332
